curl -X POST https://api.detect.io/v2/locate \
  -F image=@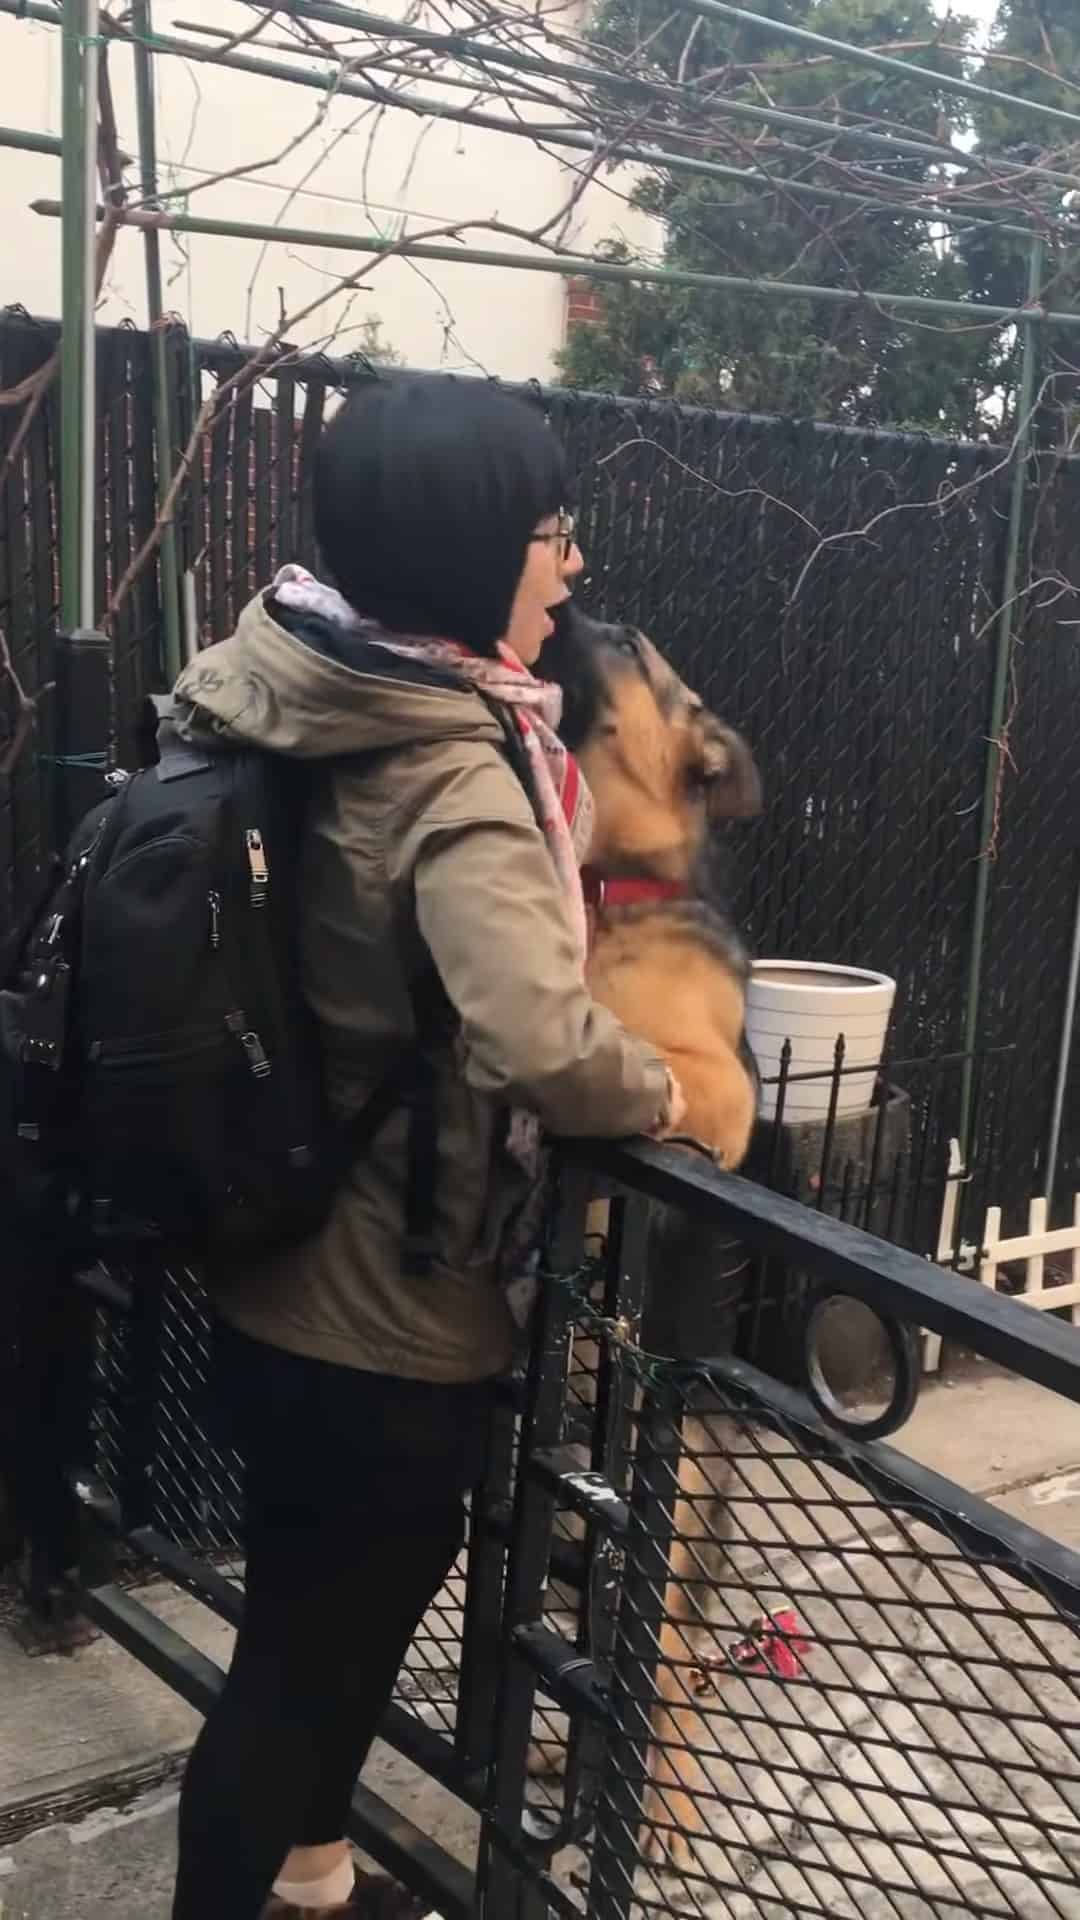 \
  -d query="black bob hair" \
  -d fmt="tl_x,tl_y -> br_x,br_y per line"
313,375 -> 565,655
